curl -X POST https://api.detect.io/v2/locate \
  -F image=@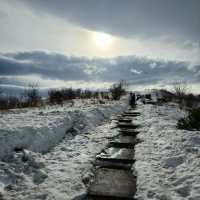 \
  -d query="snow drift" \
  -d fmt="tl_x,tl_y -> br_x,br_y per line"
0,100 -> 127,160
134,103 -> 200,200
